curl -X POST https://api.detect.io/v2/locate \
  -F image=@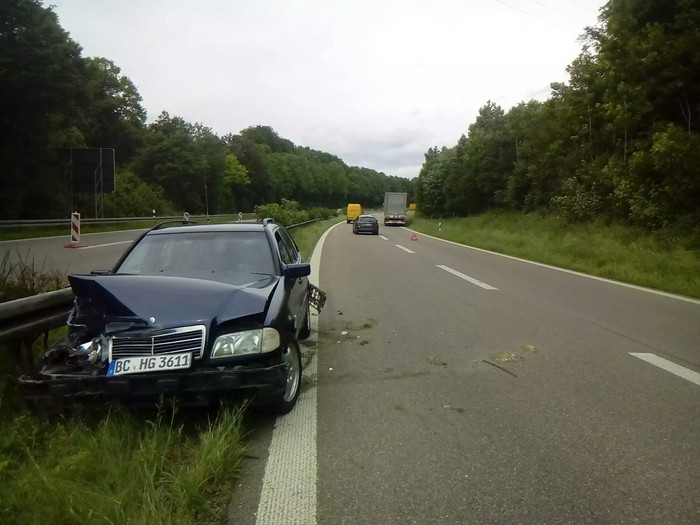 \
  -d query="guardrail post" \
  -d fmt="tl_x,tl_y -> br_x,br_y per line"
12,337 -> 36,372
